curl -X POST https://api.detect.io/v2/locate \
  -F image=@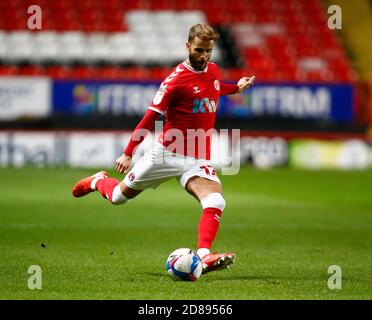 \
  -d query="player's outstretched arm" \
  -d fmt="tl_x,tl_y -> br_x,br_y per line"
236,76 -> 256,93
219,76 -> 255,96
116,109 -> 161,174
